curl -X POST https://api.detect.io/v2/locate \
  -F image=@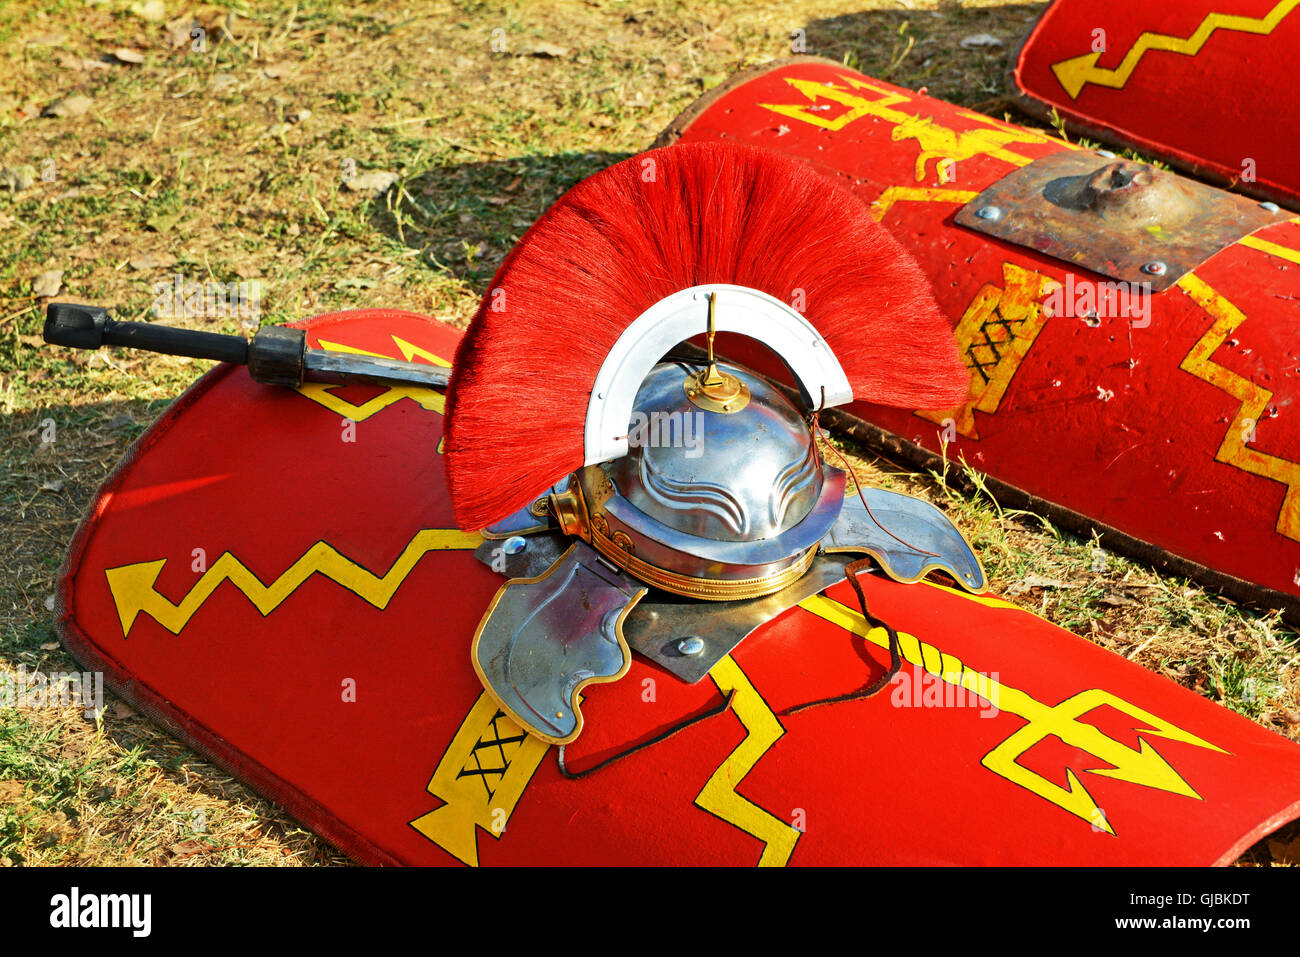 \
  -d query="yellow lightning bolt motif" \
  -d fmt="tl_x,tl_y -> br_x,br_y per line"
800,589 -> 1225,834
870,186 -> 979,223
760,75 -> 913,132
1052,0 -> 1300,98
1239,232 -> 1300,265
695,655 -> 802,866
390,336 -> 452,368
1177,273 -> 1300,542
411,691 -> 550,867
916,261 -> 1059,439
105,528 -> 481,637
297,337 -> 449,419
